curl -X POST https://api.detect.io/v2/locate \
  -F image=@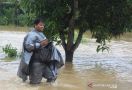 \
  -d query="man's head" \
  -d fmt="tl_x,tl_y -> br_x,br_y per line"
34,18 -> 45,32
